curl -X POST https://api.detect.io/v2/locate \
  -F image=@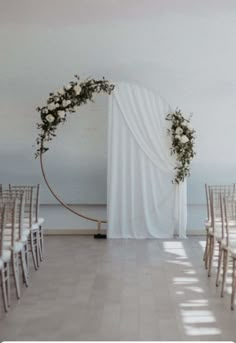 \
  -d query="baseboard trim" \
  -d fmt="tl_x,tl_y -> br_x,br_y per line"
44,229 -> 106,235
45,228 -> 205,236
187,230 -> 205,236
